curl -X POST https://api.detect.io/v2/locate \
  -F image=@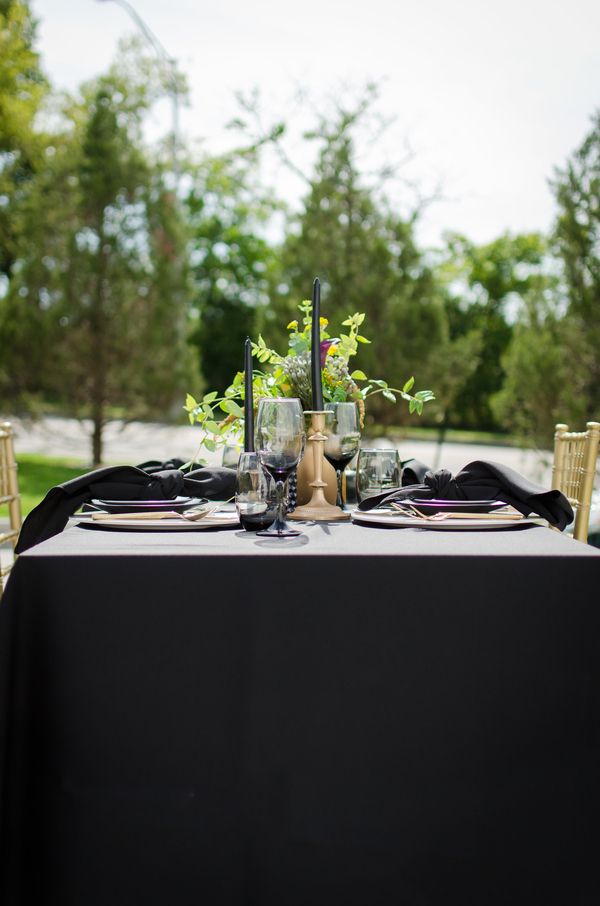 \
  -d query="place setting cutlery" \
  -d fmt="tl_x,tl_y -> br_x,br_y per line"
89,501 -> 226,523
390,502 -> 525,522
351,498 -> 538,530
68,497 -> 240,531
